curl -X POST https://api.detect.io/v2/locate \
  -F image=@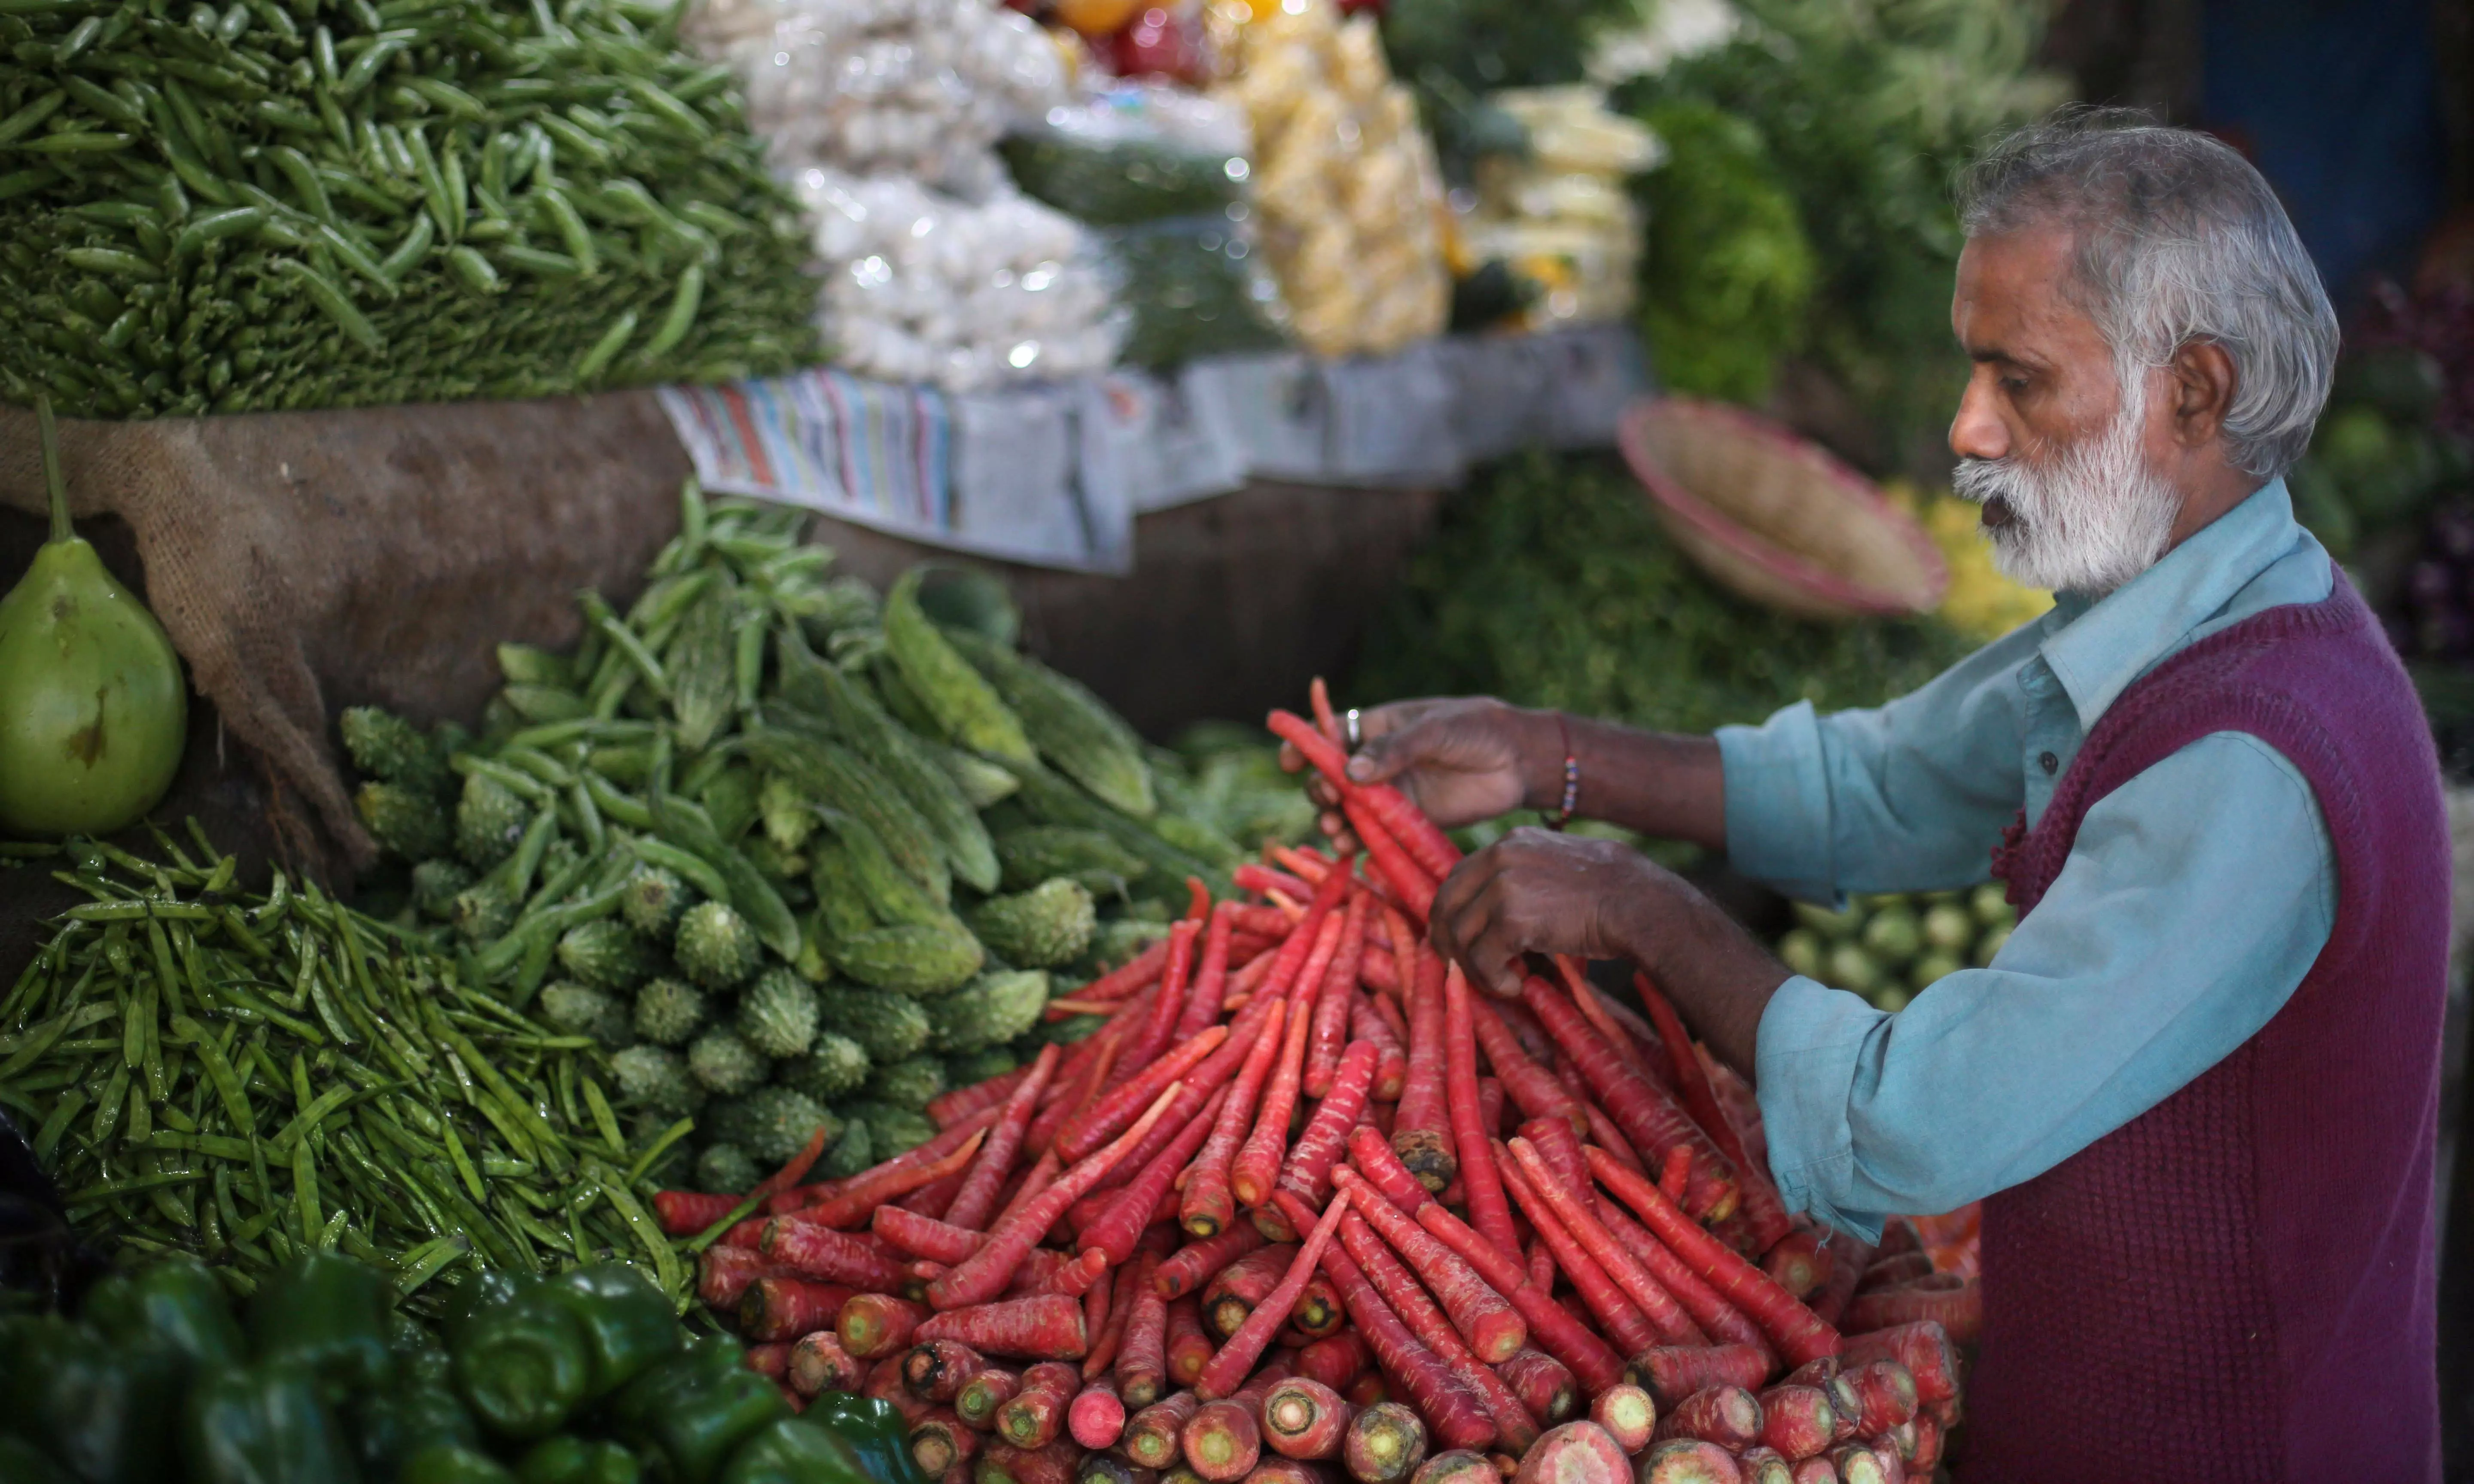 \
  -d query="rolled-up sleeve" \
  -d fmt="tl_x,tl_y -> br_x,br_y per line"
1752,733 -> 2336,1239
